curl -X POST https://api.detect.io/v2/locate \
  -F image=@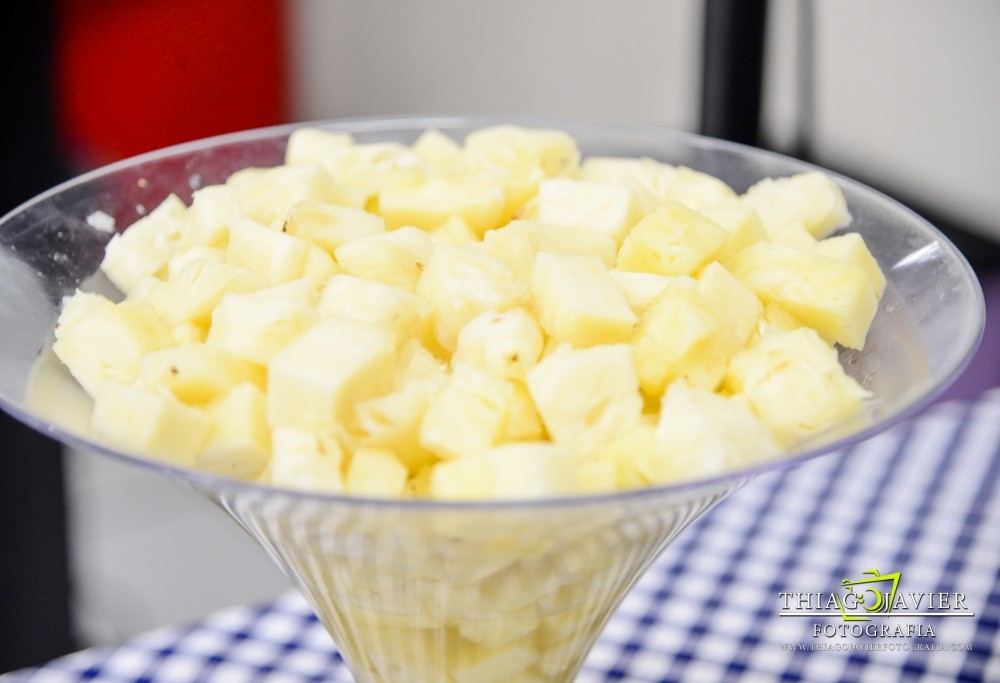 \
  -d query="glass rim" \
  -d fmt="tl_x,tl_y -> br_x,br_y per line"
0,113 -> 986,512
